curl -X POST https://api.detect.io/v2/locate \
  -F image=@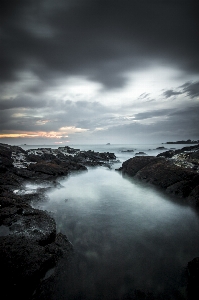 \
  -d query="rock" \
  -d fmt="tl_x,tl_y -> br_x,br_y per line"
13,167 -> 36,179
120,156 -> 199,205
188,185 -> 199,206
0,193 -> 73,299
187,257 -> 199,300
157,144 -> 199,172
158,144 -> 199,158
27,153 -> 44,162
0,235 -> 54,298
28,161 -> 69,176
189,150 -> 199,159
157,150 -> 175,158
0,233 -> 72,299
121,149 -> 134,152
0,145 -> 14,172
136,160 -> 198,189
166,180 -> 194,198
121,156 -> 164,177
156,146 -> 167,150
165,140 -> 199,144
0,171 -> 24,191
135,151 -> 147,155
